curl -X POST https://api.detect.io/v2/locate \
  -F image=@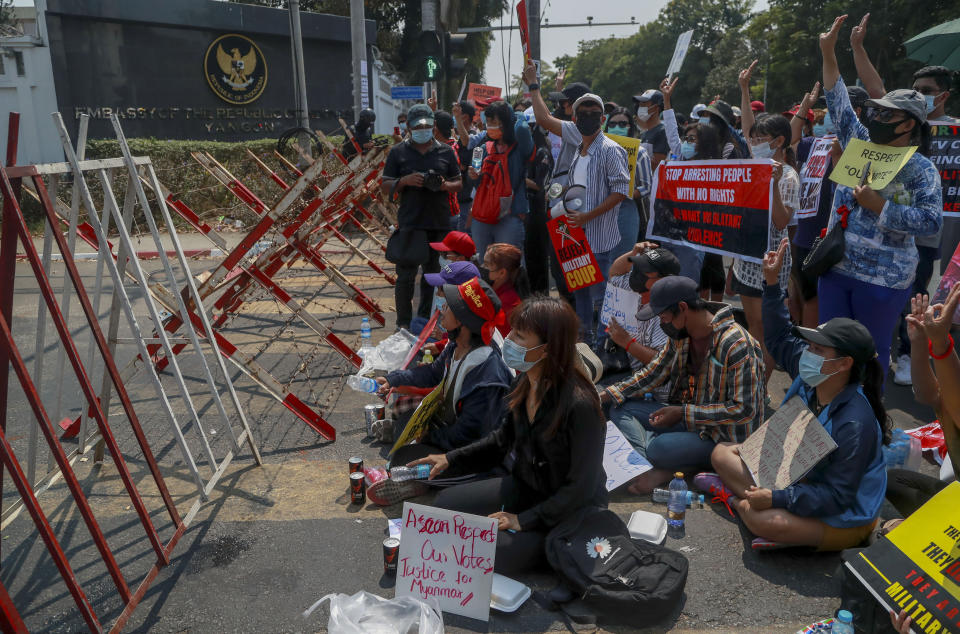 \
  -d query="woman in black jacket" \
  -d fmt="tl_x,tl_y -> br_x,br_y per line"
410,296 -> 607,574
